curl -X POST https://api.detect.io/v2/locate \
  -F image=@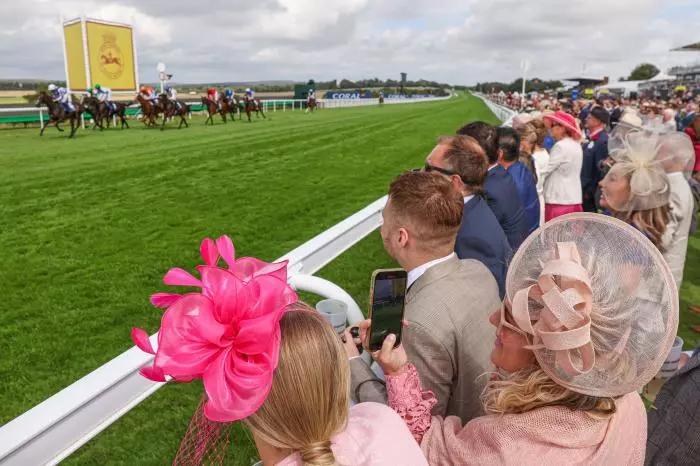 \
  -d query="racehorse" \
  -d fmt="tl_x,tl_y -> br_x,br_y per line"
241,96 -> 267,122
201,96 -> 227,125
306,96 -> 317,113
83,96 -> 130,130
36,91 -> 83,138
158,94 -> 190,130
220,96 -> 237,122
378,95 -> 385,105
135,93 -> 162,127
